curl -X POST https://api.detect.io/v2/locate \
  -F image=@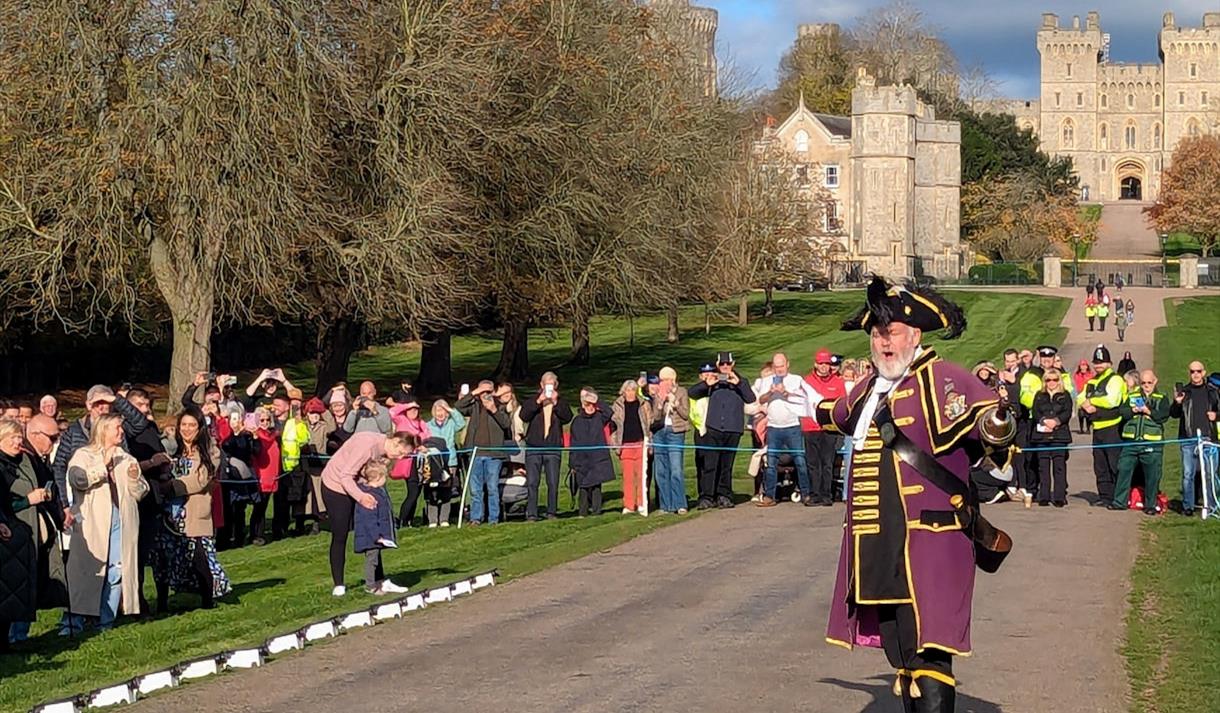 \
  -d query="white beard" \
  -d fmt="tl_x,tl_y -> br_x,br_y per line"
871,344 -> 917,381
